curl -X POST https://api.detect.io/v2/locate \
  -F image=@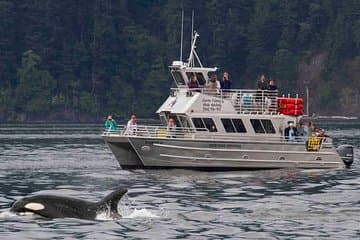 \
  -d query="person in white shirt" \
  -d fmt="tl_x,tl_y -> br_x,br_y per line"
125,114 -> 137,135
